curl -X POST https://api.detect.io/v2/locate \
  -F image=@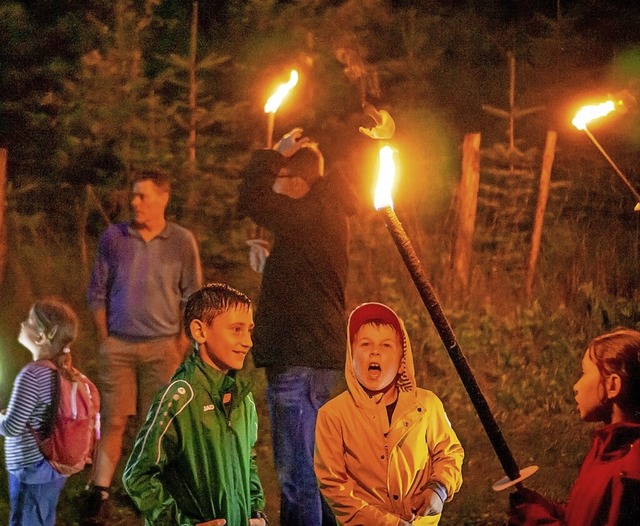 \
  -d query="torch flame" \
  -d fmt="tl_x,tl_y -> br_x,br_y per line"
572,100 -> 616,130
264,70 -> 299,114
374,145 -> 396,210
